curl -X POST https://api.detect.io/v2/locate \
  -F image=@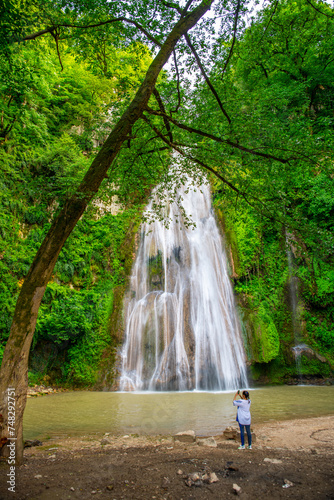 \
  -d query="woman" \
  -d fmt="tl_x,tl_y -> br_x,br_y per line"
233,390 -> 252,449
